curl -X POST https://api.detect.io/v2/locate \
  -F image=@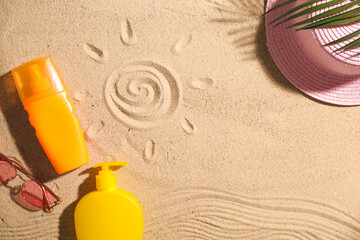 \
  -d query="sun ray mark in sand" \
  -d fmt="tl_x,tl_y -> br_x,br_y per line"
203,0 -> 265,60
120,18 -> 137,46
104,60 -> 182,129
170,20 -> 212,57
188,77 -> 214,90
73,90 -> 89,102
181,118 -> 198,135
144,140 -> 156,162
83,43 -> 109,63
144,187 -> 360,240
172,34 -> 192,55
84,121 -> 105,141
